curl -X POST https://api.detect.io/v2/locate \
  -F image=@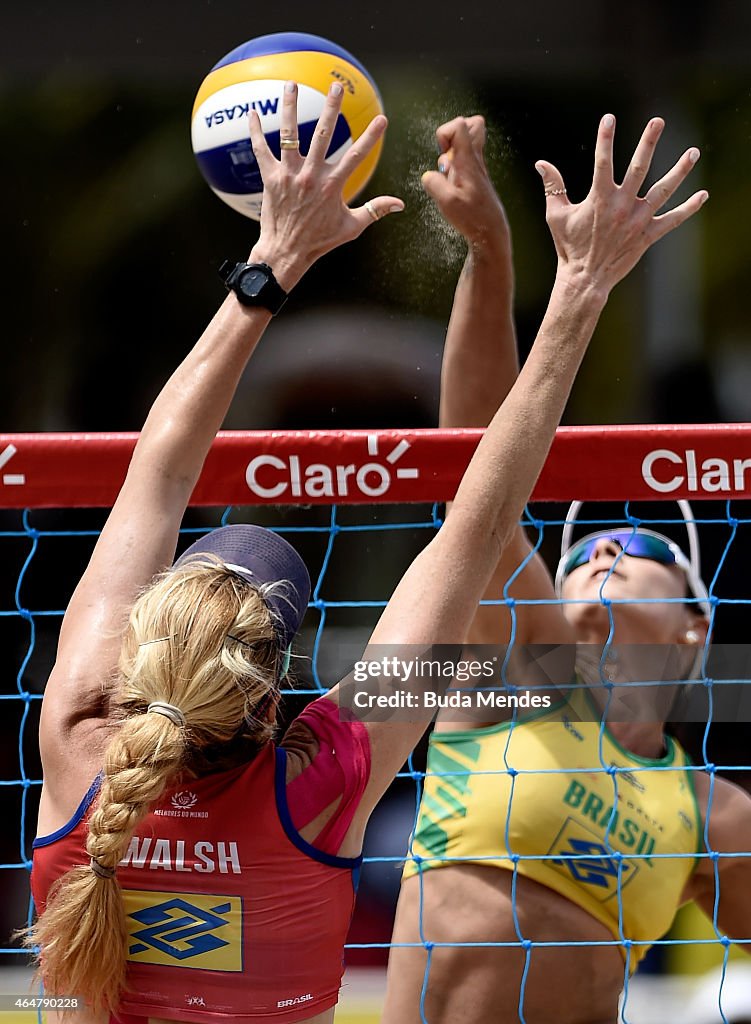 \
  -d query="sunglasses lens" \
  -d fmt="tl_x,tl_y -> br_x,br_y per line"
562,532 -> 677,578
563,539 -> 597,576
621,534 -> 676,565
